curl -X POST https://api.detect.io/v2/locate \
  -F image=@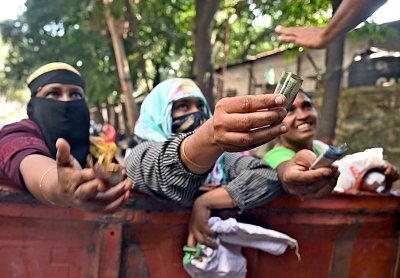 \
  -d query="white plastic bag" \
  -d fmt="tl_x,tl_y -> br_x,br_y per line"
334,148 -> 386,192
